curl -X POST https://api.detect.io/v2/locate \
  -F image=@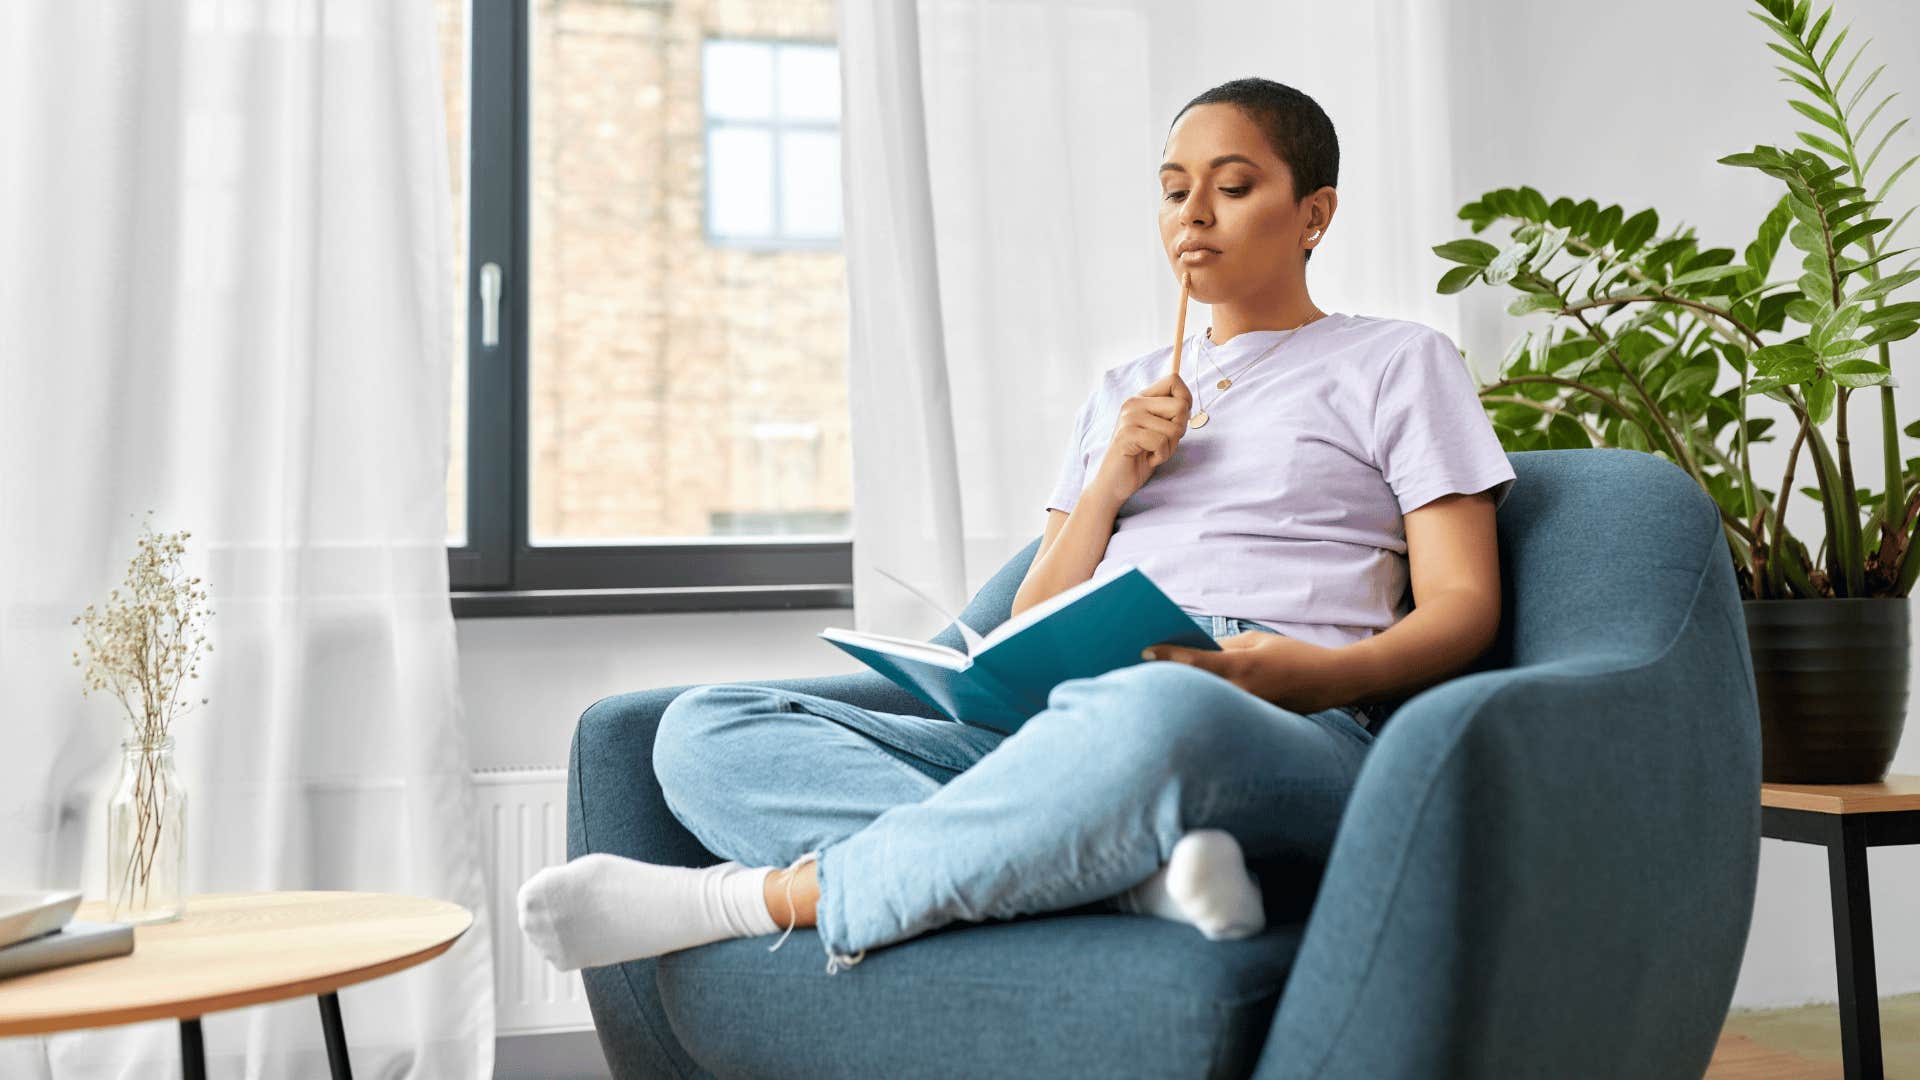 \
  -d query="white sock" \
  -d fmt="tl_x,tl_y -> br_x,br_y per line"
517,852 -> 781,971
1110,829 -> 1265,940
